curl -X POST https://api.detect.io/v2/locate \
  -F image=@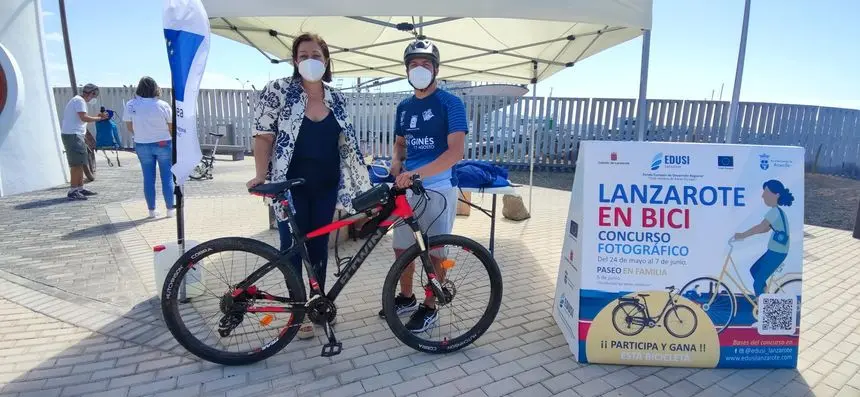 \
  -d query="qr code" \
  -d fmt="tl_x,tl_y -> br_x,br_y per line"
758,293 -> 798,335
